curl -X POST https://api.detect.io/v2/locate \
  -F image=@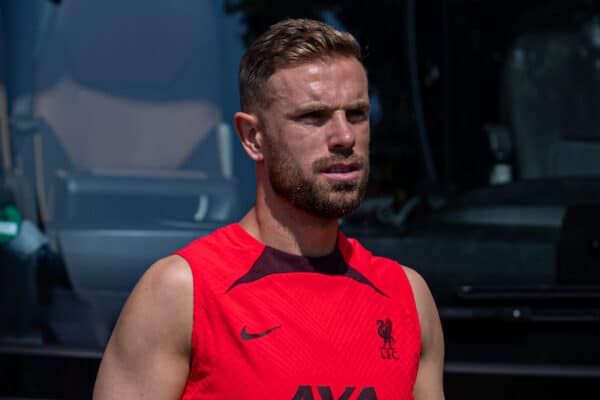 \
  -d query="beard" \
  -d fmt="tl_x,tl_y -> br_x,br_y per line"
265,140 -> 369,219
